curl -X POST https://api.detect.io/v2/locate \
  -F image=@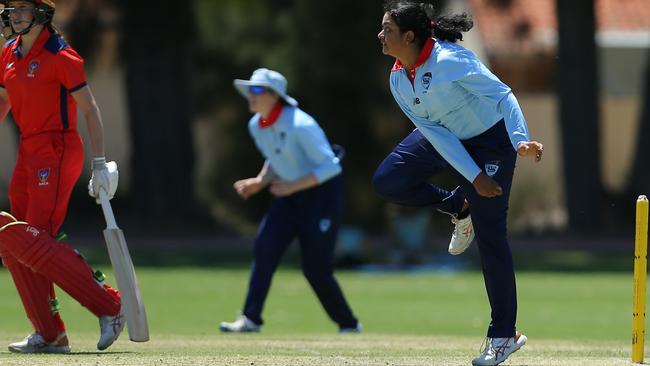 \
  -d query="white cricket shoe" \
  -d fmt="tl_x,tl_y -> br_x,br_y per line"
219,315 -> 261,333
97,311 -> 125,350
339,322 -> 362,333
472,331 -> 527,366
8,332 -> 71,354
448,214 -> 475,255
